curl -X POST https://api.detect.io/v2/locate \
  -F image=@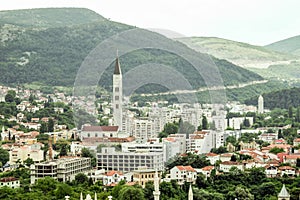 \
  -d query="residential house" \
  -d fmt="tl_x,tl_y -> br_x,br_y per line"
279,166 -> 296,177
206,153 -> 220,165
219,161 -> 243,172
103,170 -> 125,186
265,164 -> 278,178
133,167 -> 161,188
170,165 -> 197,185
0,177 -> 20,188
